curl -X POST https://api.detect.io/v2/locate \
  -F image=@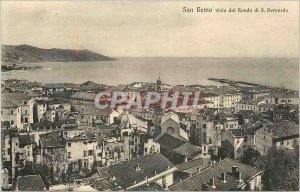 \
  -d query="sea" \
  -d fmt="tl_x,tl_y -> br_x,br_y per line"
2,57 -> 299,90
